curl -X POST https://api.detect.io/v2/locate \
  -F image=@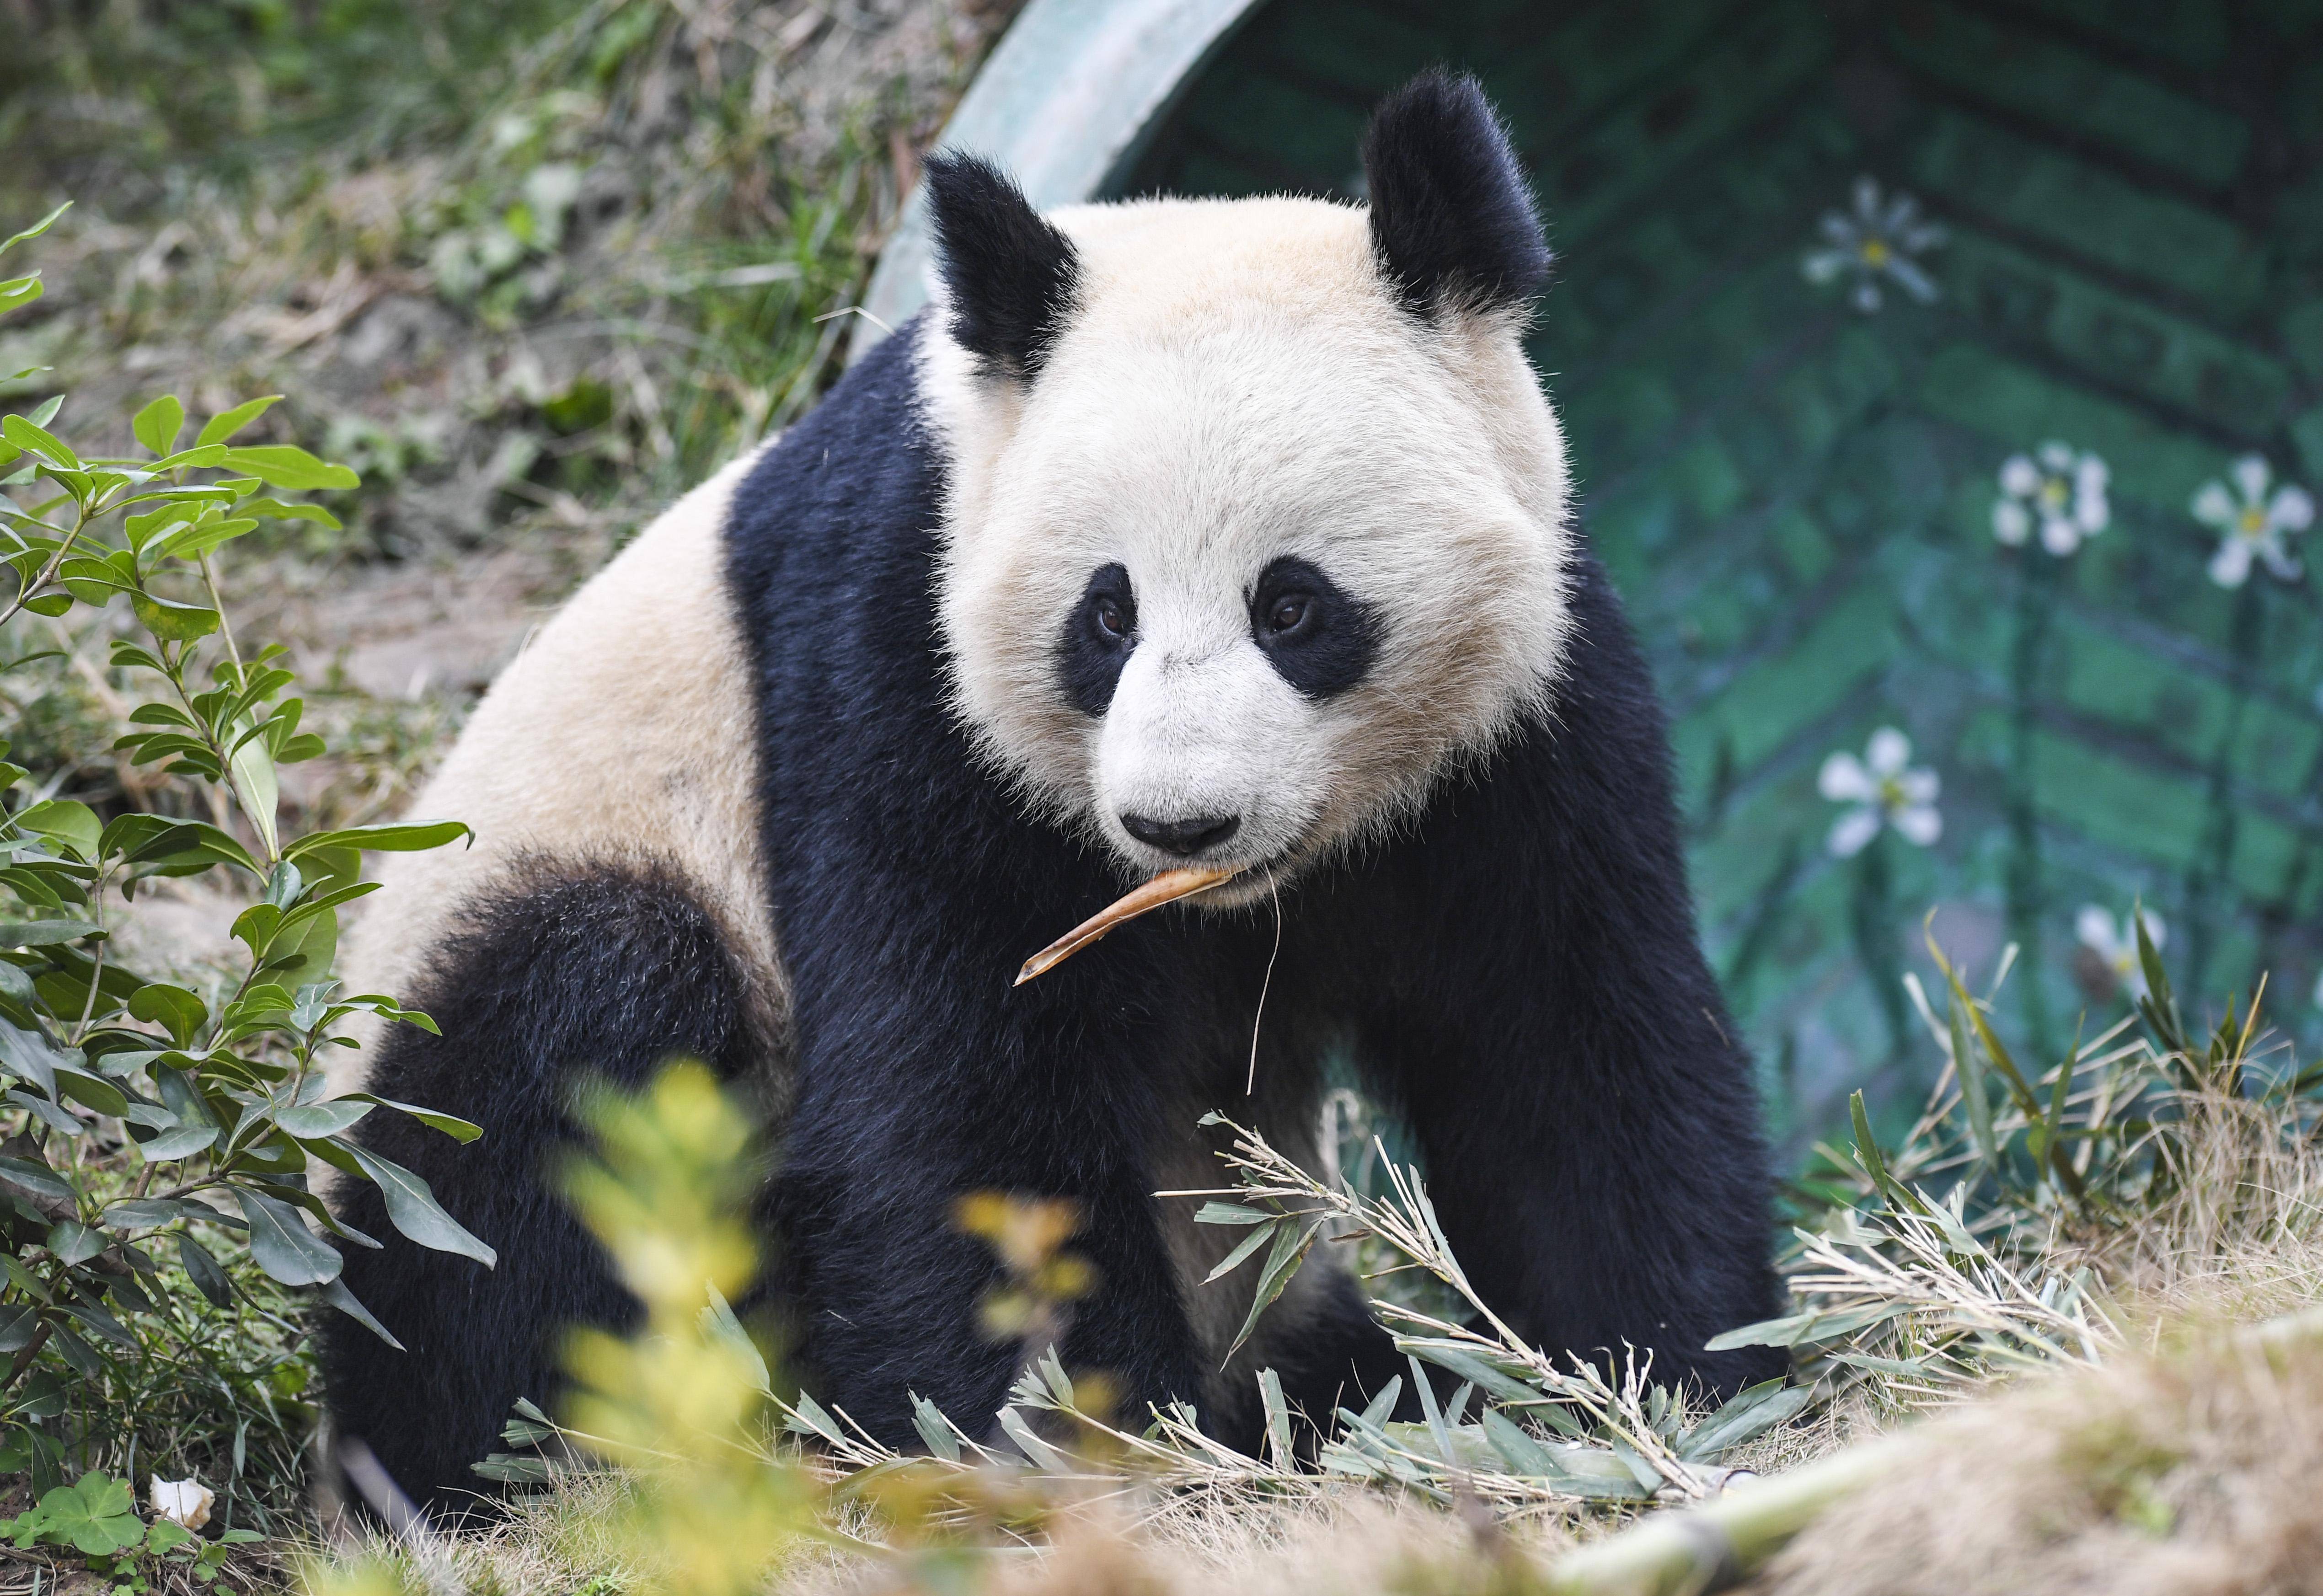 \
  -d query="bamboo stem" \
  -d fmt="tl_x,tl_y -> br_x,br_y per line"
1540,1437 -> 1910,1596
